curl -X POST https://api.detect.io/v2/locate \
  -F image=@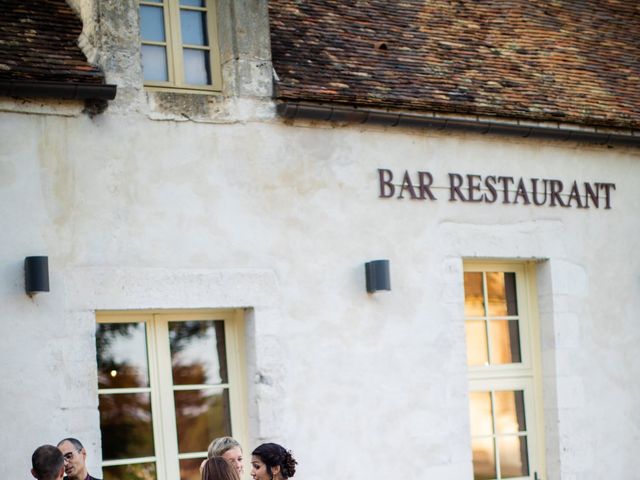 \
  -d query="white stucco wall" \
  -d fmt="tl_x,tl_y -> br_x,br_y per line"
1,106 -> 639,480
